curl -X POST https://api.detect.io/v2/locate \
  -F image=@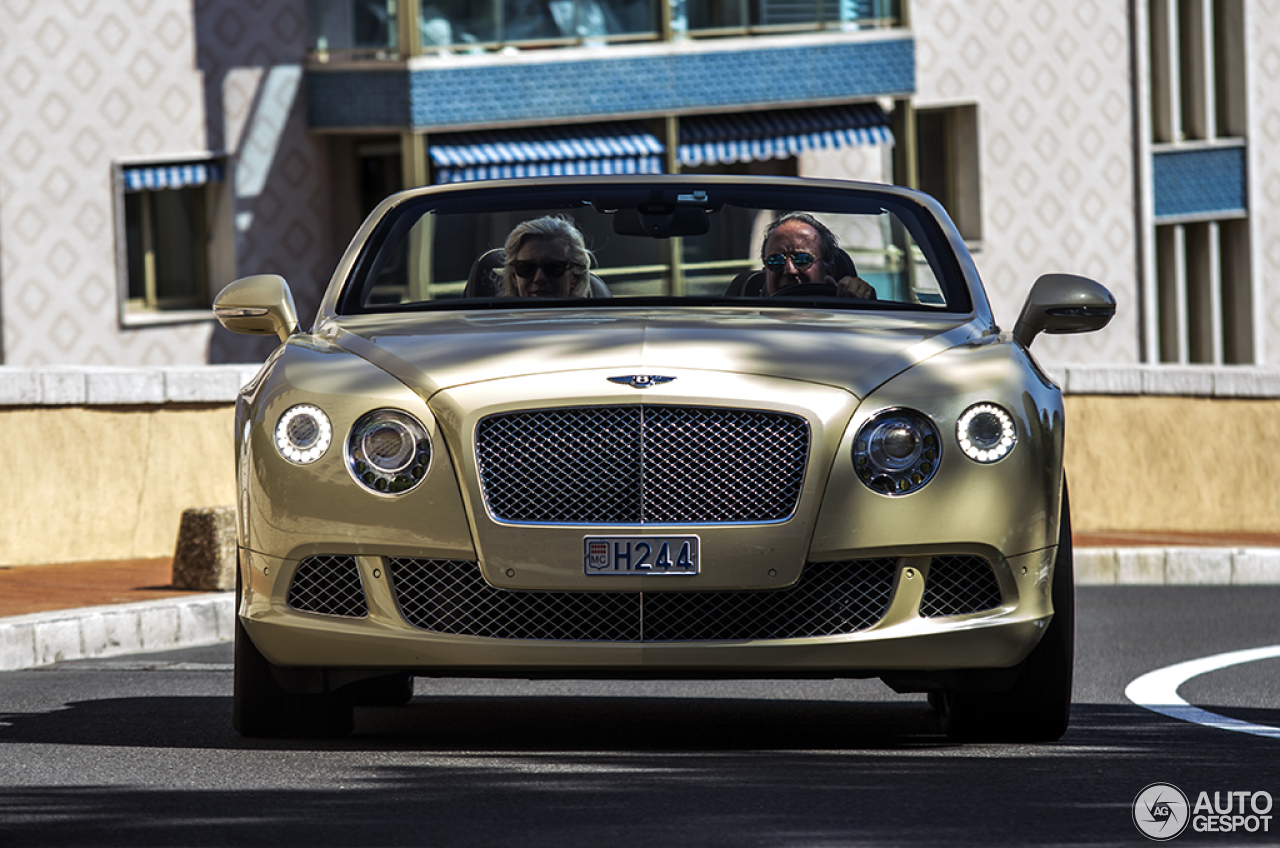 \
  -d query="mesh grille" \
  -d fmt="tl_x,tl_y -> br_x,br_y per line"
475,406 -> 809,524
389,558 -> 896,641
919,555 -> 1002,617
287,555 -> 368,618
